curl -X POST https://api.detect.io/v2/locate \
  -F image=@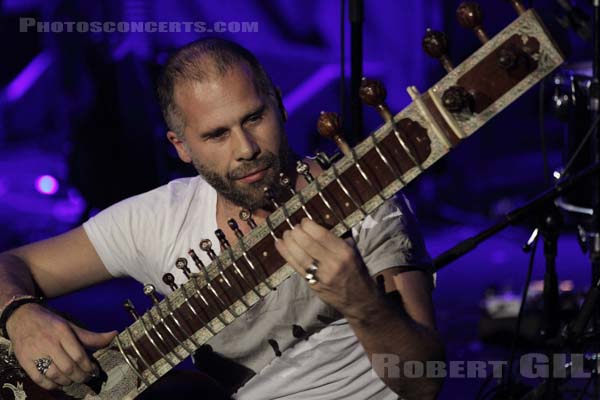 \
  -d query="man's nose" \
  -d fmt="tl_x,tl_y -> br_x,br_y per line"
232,128 -> 259,160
